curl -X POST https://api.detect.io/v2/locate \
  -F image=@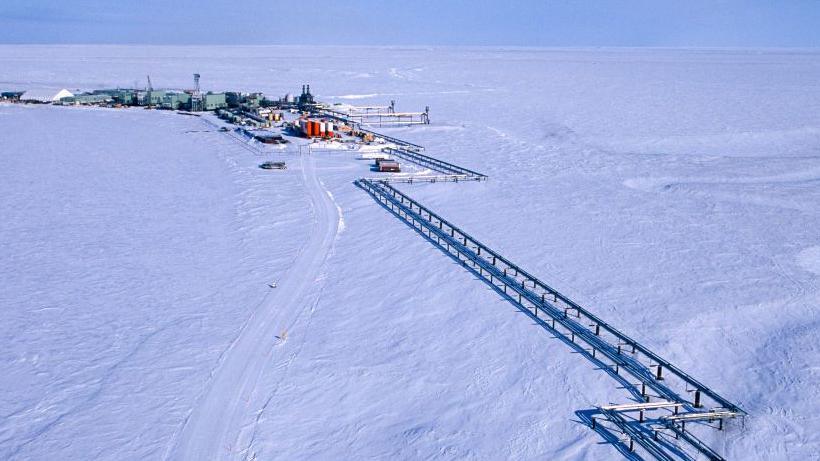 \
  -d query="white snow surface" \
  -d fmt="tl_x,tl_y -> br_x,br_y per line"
1,45 -> 820,460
